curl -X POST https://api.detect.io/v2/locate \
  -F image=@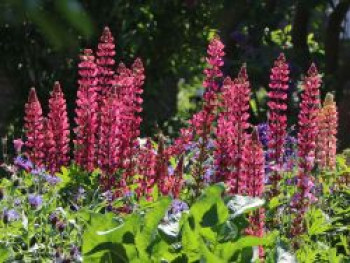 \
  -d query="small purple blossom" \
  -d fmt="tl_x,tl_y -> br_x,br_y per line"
102,190 -> 113,202
3,208 -> 20,223
70,245 -> 81,260
168,166 -> 175,176
203,168 -> 214,183
14,198 -> 21,206
169,200 -> 189,215
49,212 -> 59,225
14,156 -> 33,171
45,175 -> 62,185
28,194 -> 43,209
